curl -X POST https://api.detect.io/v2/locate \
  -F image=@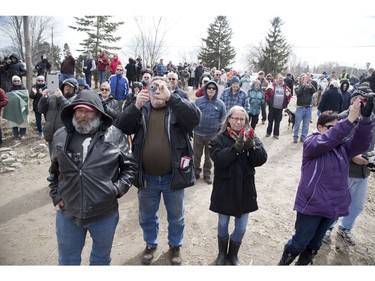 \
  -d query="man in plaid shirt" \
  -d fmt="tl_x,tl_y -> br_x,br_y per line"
220,76 -> 250,112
